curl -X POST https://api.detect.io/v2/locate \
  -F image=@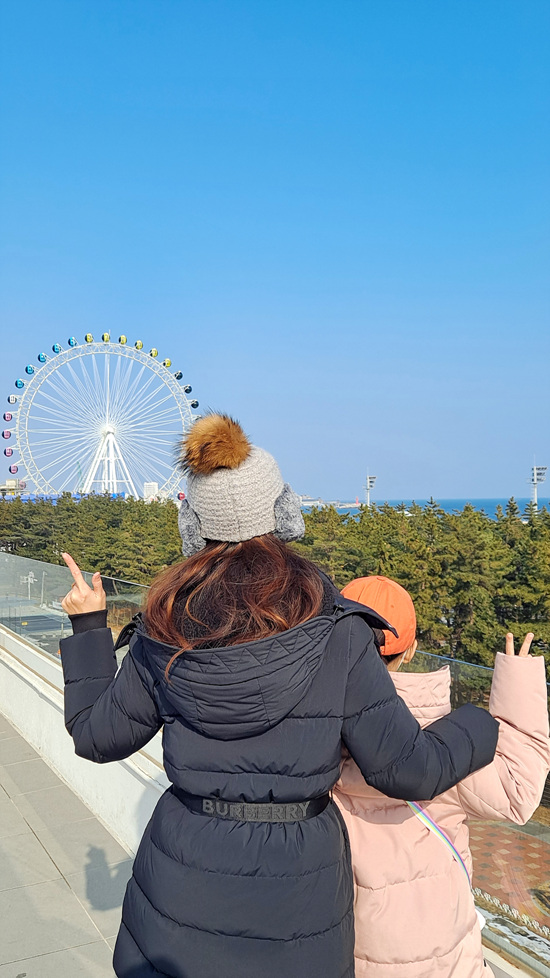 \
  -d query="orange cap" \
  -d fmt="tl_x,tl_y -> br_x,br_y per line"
341,576 -> 416,656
